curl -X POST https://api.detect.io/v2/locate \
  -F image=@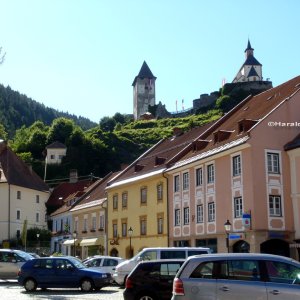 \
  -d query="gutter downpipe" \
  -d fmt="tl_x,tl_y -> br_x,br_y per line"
162,170 -> 169,247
